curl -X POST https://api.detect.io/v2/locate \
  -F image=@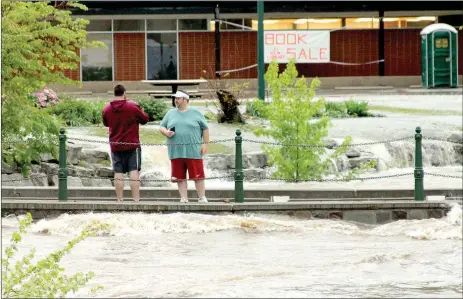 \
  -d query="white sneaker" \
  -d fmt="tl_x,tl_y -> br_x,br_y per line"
180,197 -> 189,203
198,196 -> 208,203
